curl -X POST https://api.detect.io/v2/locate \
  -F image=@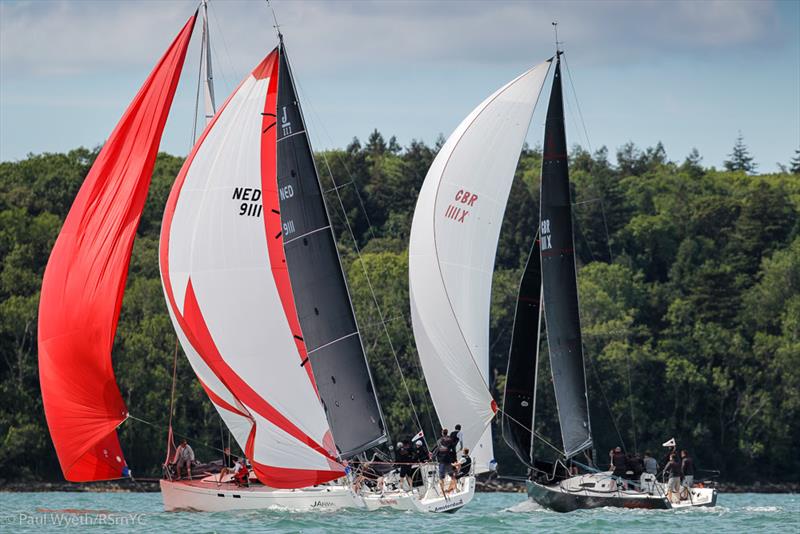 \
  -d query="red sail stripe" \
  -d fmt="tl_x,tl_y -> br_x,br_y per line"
259,52 -> 319,393
159,49 -> 342,485
181,279 -> 340,465
37,14 -> 197,482
198,379 -> 251,420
